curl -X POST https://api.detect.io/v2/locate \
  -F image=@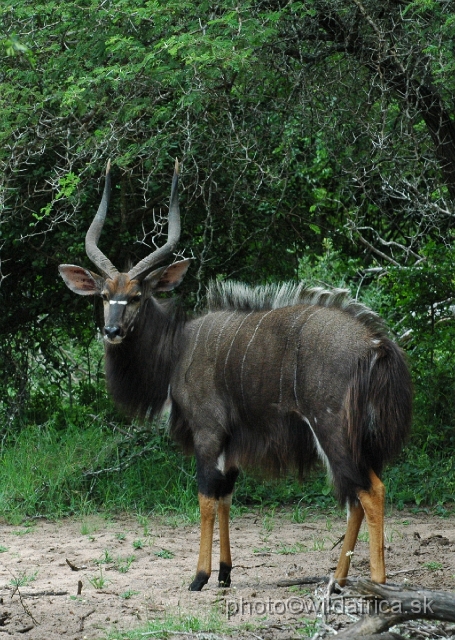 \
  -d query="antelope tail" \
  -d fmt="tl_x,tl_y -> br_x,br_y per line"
344,340 -> 412,482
